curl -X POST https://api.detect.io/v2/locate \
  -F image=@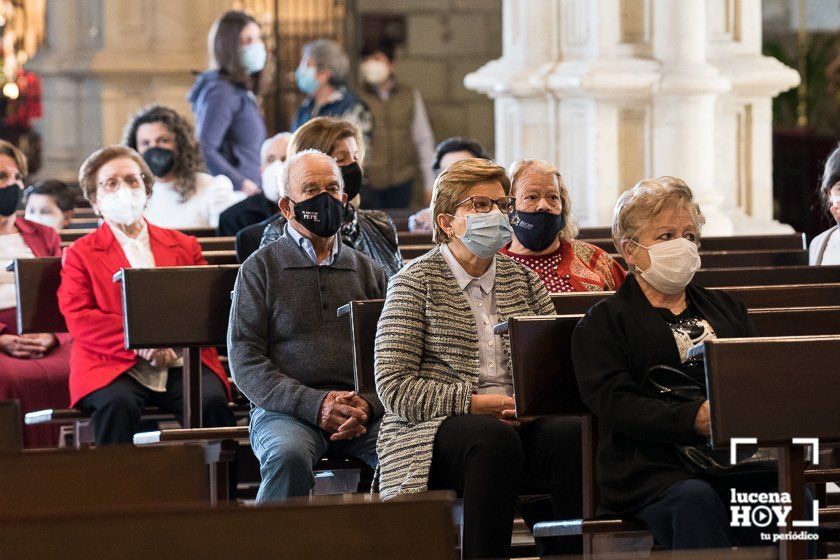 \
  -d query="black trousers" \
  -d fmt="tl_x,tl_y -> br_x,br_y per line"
78,367 -> 235,445
429,414 -> 582,560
